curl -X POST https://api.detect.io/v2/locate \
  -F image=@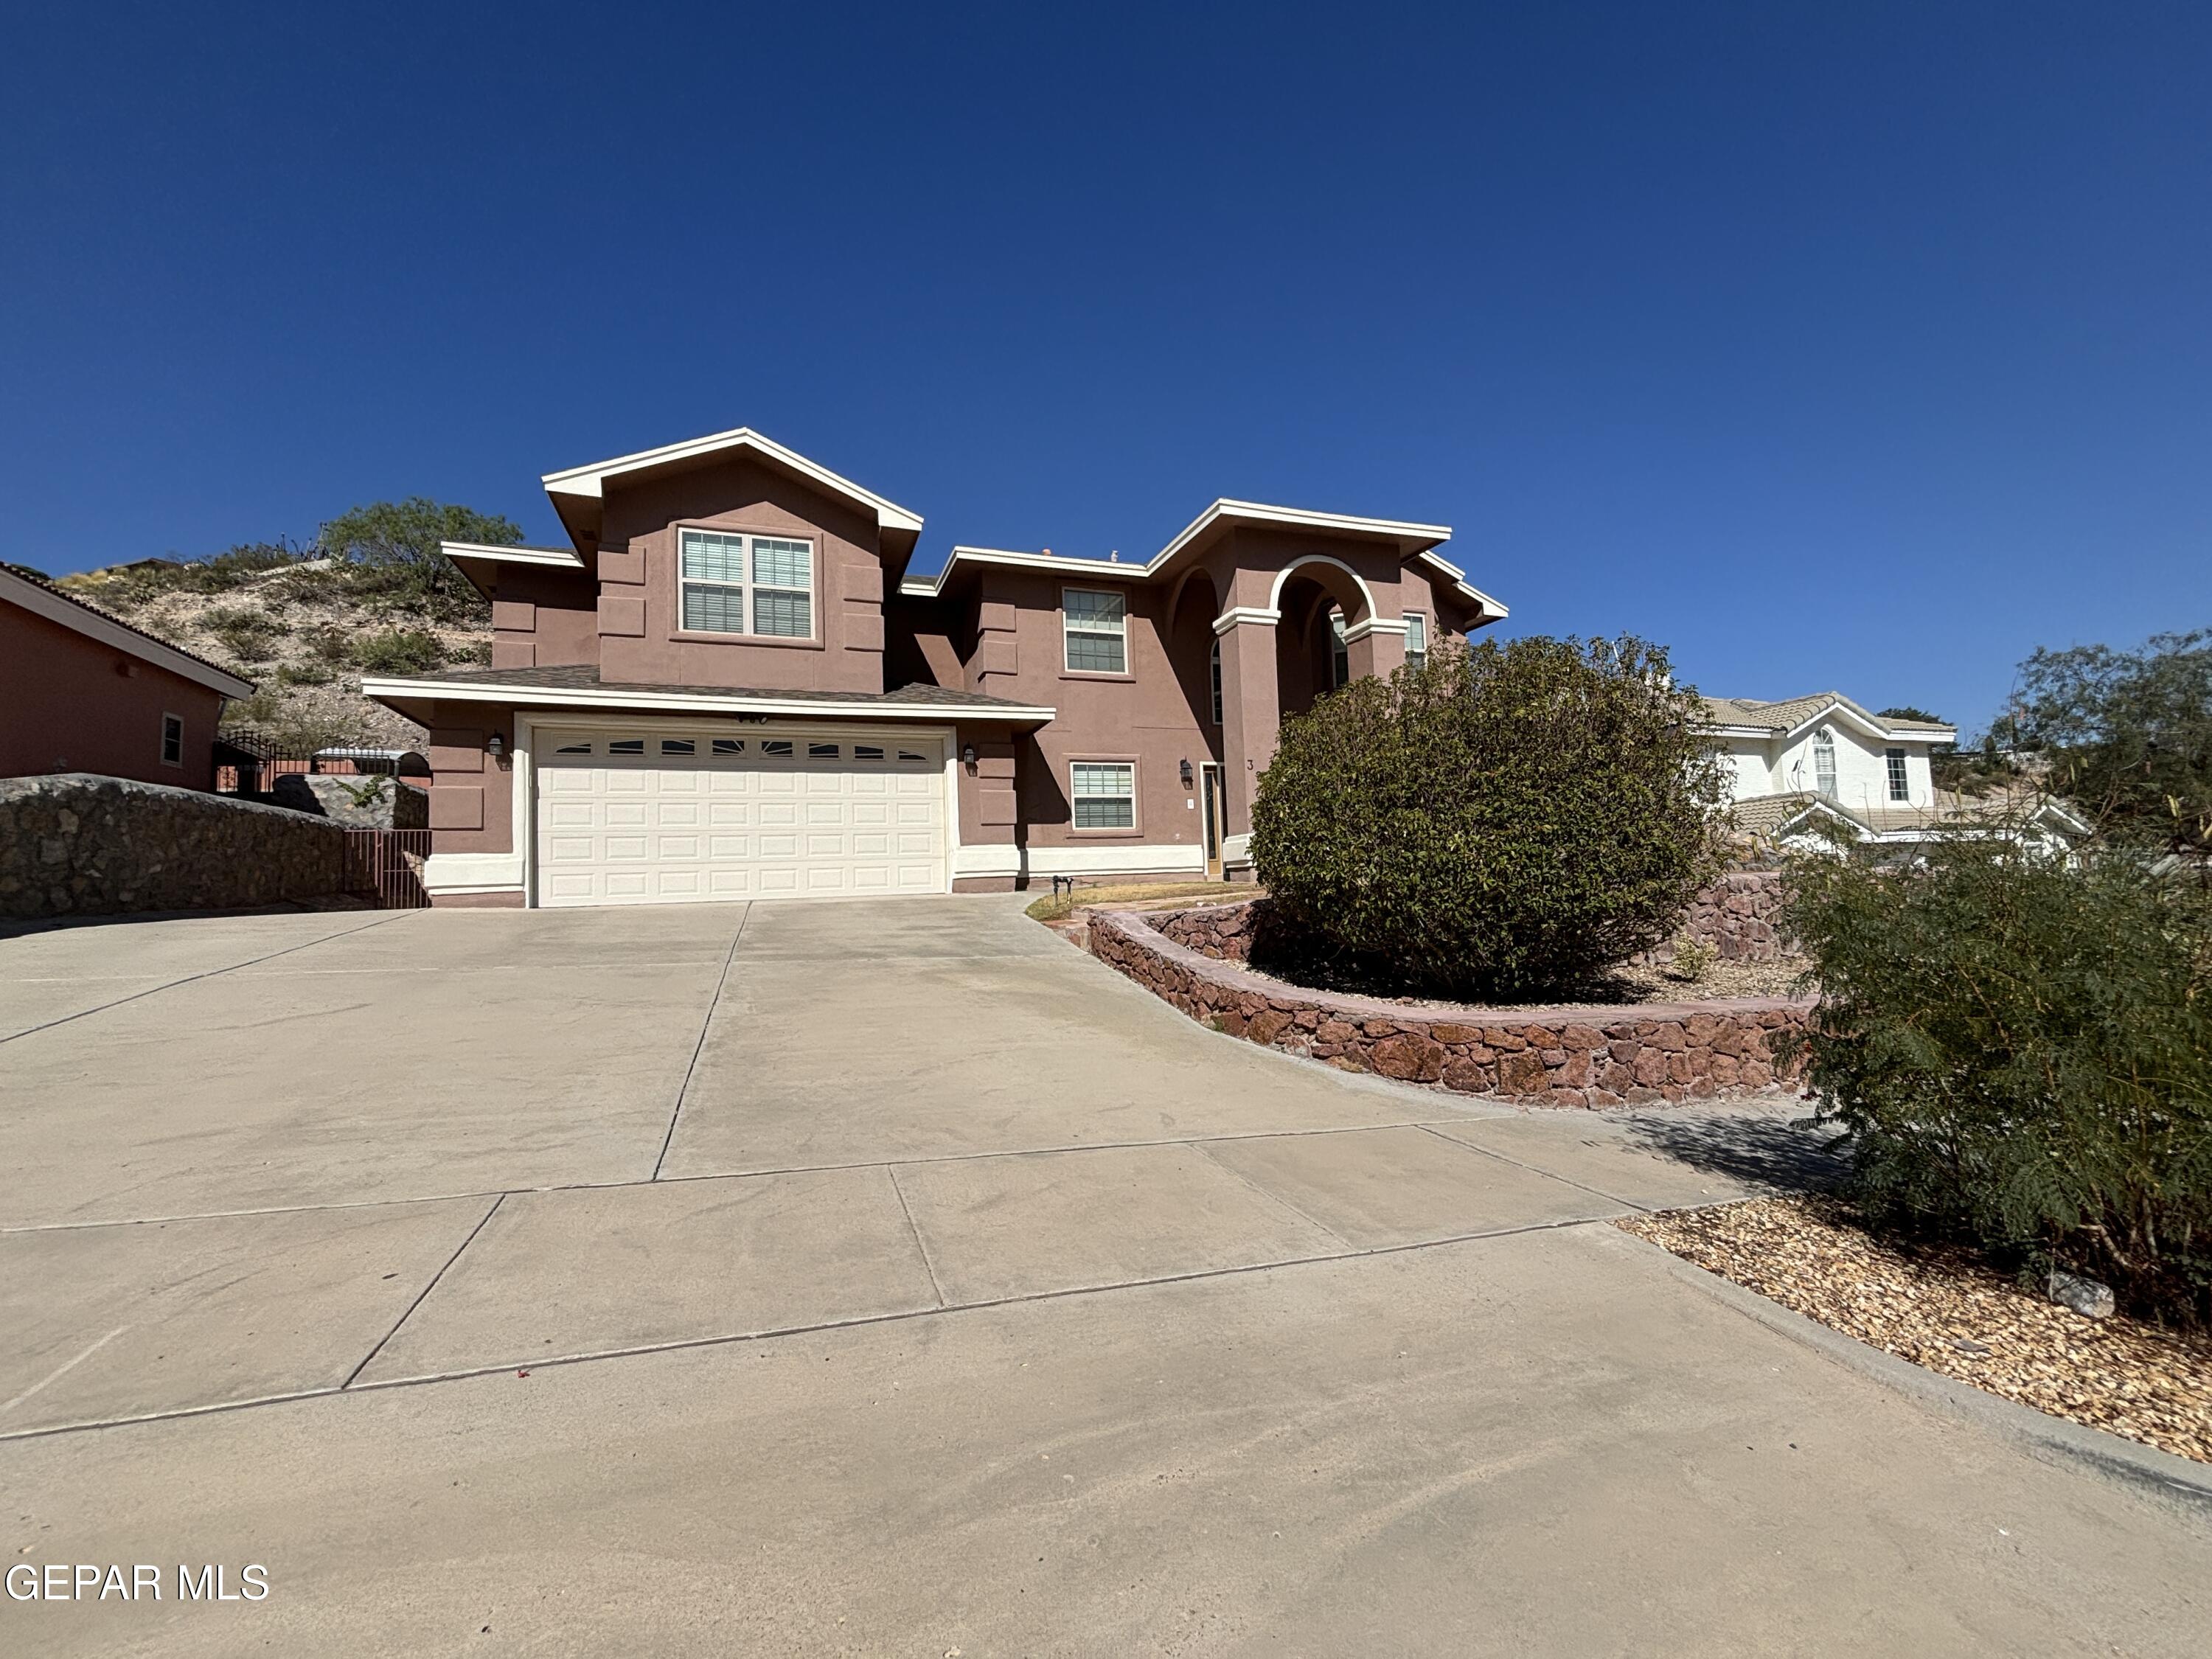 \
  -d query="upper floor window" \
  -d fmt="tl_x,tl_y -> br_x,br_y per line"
1329,609 -> 1349,689
159,713 -> 183,767
679,529 -> 813,639
1812,727 -> 1838,797
1885,747 -> 1909,801
1404,613 -> 1427,670
1209,637 -> 1222,725
1063,588 -> 1127,673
